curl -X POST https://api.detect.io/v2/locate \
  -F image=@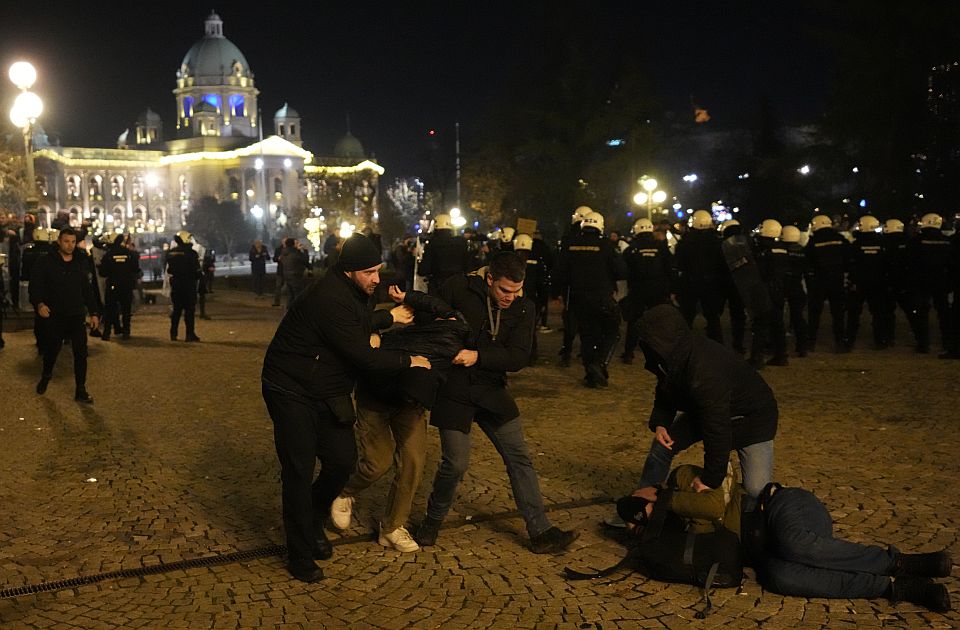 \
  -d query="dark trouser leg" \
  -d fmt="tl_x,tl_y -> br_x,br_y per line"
678,289 -> 698,328
913,289 -> 931,350
638,412 -> 701,488
273,275 -> 283,306
119,290 -> 133,336
560,302 -> 578,358
263,386 -> 357,569
703,287 -> 725,344
827,281 -> 847,348
596,297 -> 621,369
761,487 -> 895,598
932,289 -> 952,350
184,298 -> 197,337
865,286 -> 886,346
103,289 -> 119,339
846,288 -> 865,347
478,416 -> 552,538
767,293 -> 787,359
727,289 -> 746,351
622,313 -> 641,359
574,301 -> 600,372
67,317 -> 89,390
170,295 -> 183,337
807,281 -> 826,348
40,317 -> 66,377
253,271 -> 263,296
